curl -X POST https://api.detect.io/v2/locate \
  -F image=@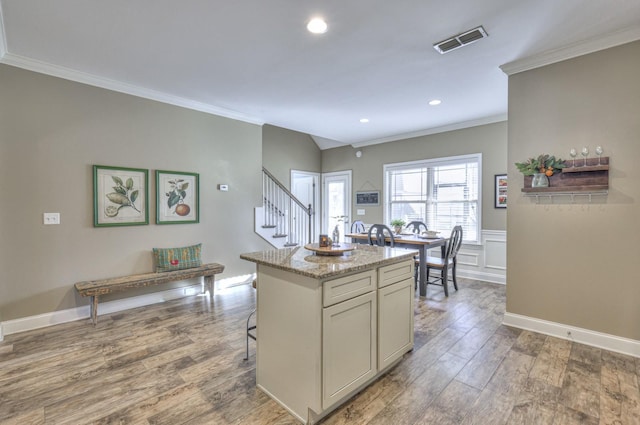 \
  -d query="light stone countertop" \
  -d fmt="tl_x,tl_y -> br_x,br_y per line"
240,244 -> 418,280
